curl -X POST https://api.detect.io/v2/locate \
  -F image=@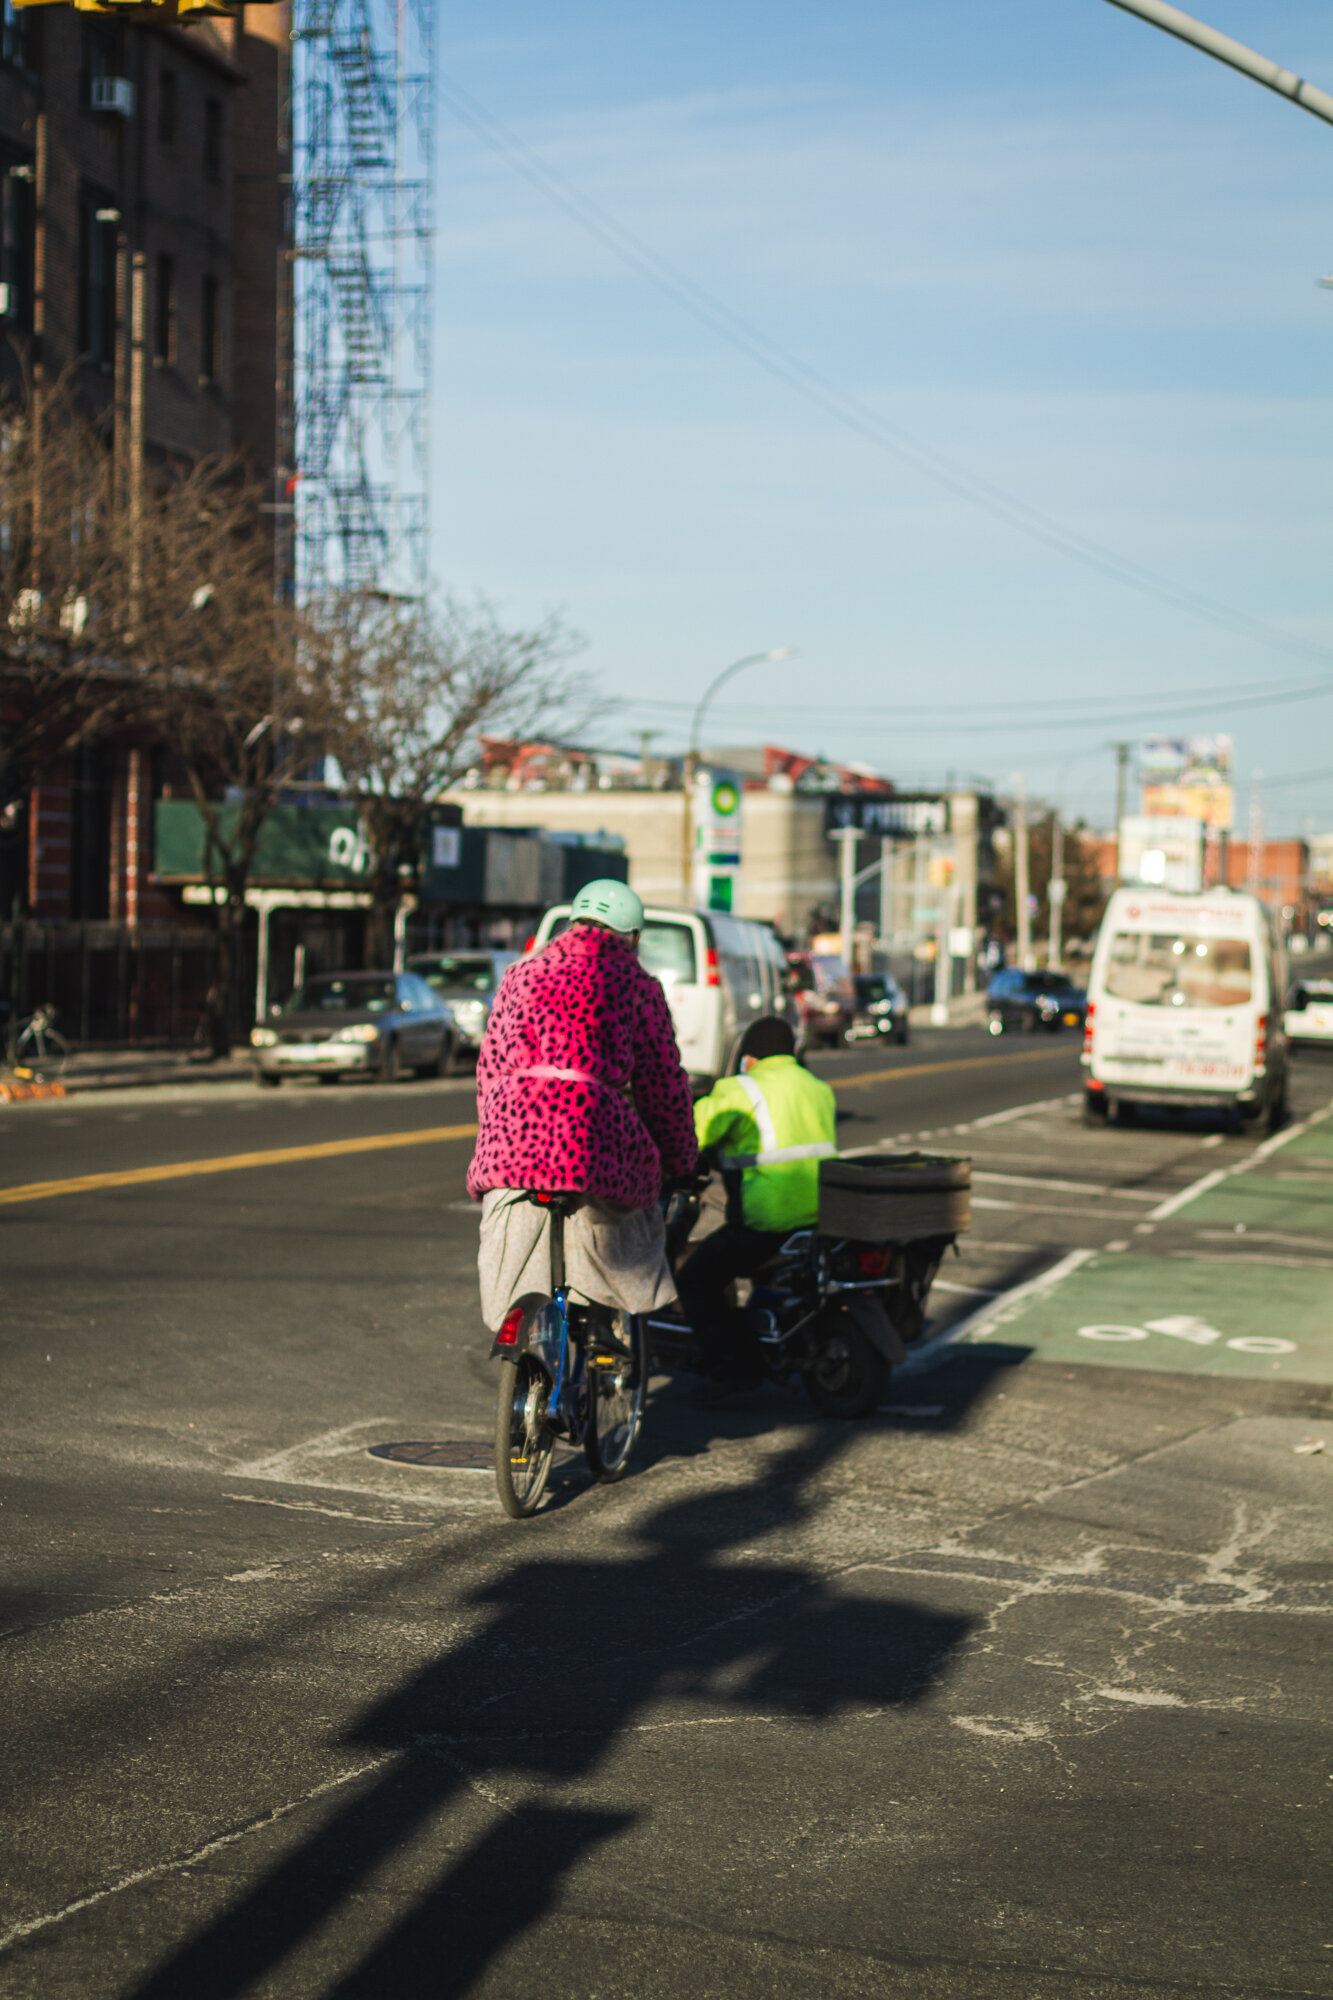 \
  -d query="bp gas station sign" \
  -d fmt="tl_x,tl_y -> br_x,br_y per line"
692,768 -> 742,913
